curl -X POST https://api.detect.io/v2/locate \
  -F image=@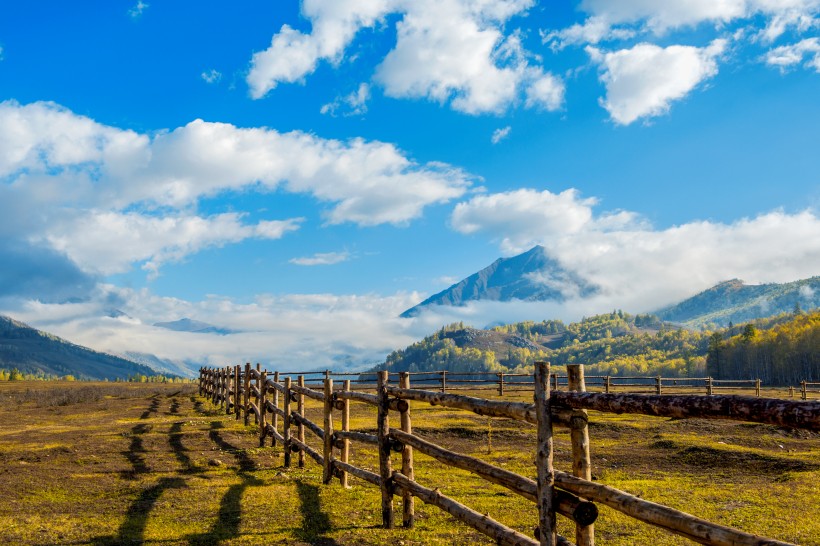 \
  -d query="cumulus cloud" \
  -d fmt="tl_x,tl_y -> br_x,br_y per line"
248,0 -> 564,115
290,251 -> 351,266
765,37 -> 820,72
450,188 -> 820,314
589,39 -> 727,125
320,83 -> 370,117
491,126 -> 511,144
0,100 -> 471,277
